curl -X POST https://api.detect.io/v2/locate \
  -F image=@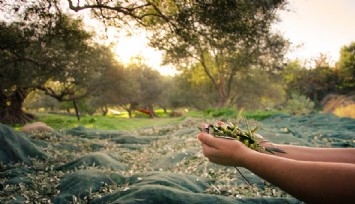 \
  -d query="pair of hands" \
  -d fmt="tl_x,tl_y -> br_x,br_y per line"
197,129 -> 257,167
